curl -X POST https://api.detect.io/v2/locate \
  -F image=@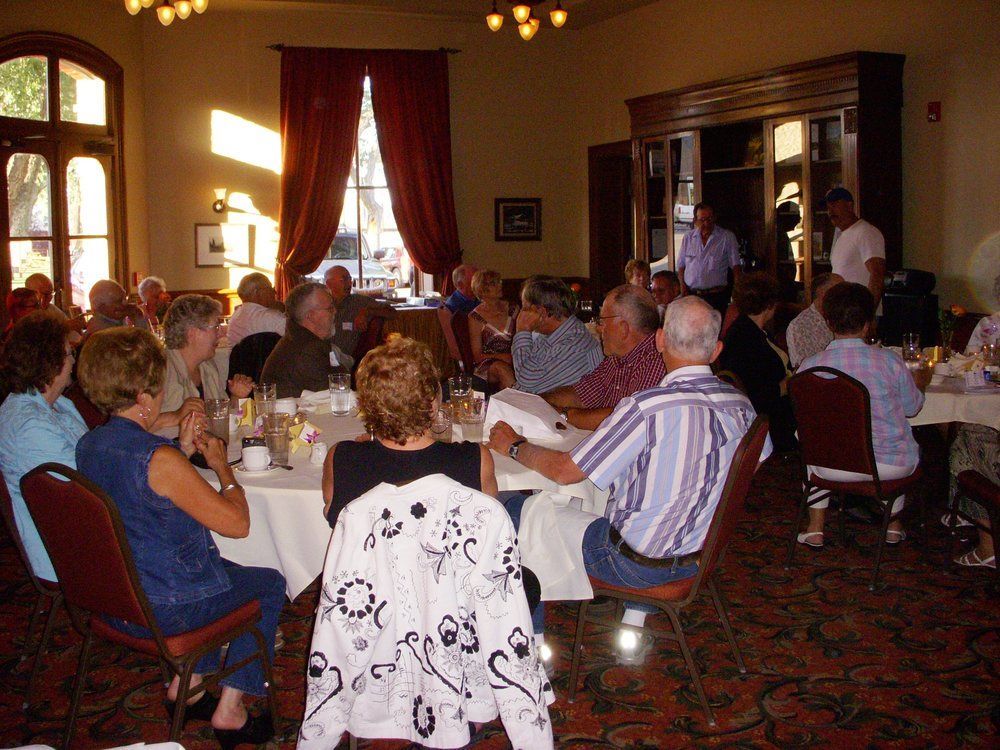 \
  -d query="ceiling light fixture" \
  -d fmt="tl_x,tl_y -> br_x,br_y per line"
124,0 -> 208,24
486,1 -> 567,40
